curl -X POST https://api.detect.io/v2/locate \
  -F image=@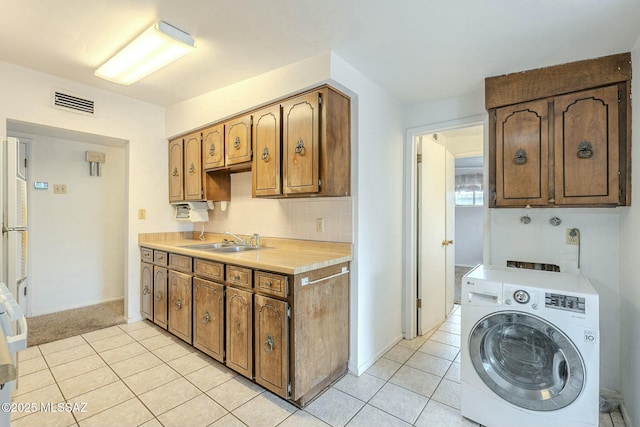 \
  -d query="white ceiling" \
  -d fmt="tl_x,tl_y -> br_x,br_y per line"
1,0 -> 639,107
